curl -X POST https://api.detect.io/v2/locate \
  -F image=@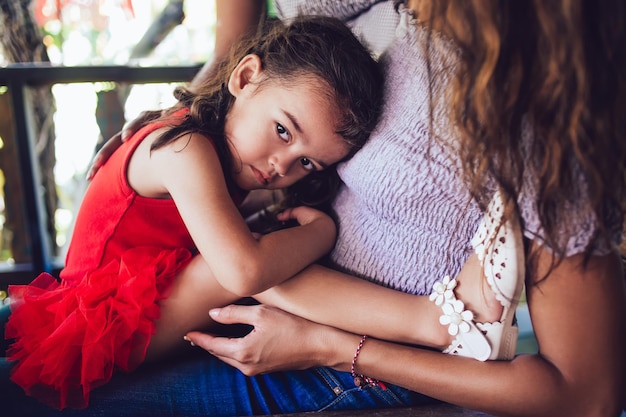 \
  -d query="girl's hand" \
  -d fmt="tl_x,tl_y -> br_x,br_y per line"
275,206 -> 337,251
276,206 -> 332,227
185,304 -> 348,376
